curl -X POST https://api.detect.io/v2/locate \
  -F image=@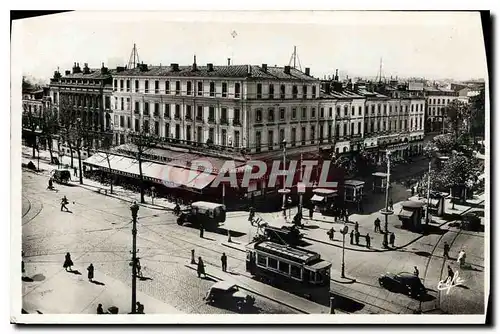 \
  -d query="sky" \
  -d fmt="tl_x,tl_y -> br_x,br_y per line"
13,11 -> 488,83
